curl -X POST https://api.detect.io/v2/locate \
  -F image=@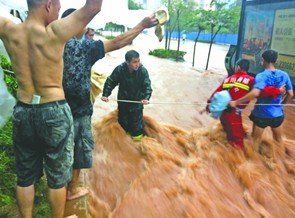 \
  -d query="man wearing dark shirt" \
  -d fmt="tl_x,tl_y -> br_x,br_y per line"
61,9 -> 157,200
102,50 -> 152,140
